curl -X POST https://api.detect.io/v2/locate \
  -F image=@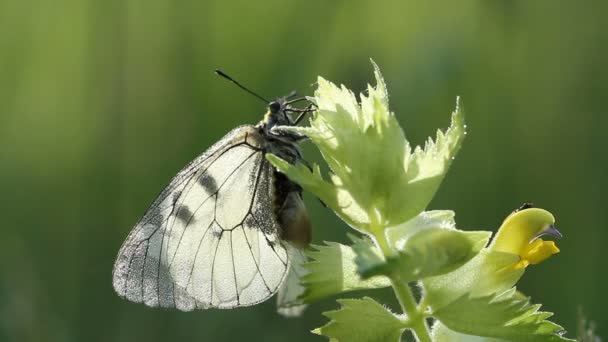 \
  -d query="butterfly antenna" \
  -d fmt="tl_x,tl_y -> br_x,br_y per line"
214,69 -> 269,104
